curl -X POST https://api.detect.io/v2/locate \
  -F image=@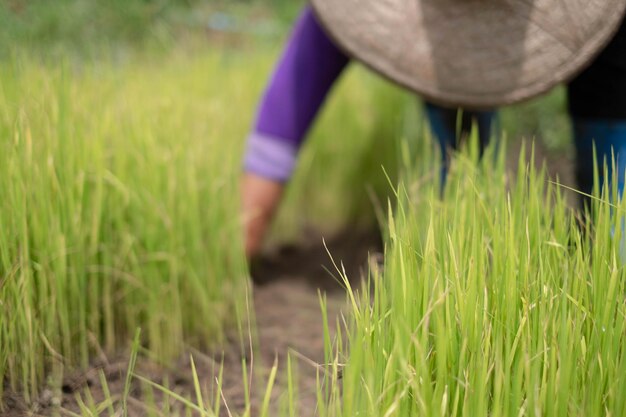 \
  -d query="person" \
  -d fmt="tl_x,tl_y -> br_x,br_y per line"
242,4 -> 626,258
